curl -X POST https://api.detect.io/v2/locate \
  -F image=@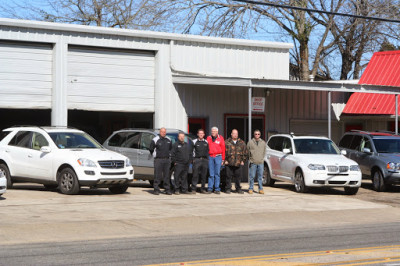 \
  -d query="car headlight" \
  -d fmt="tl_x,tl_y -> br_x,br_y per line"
387,162 -> 400,170
308,164 -> 325,170
77,158 -> 97,167
126,158 -> 132,167
350,165 -> 360,171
